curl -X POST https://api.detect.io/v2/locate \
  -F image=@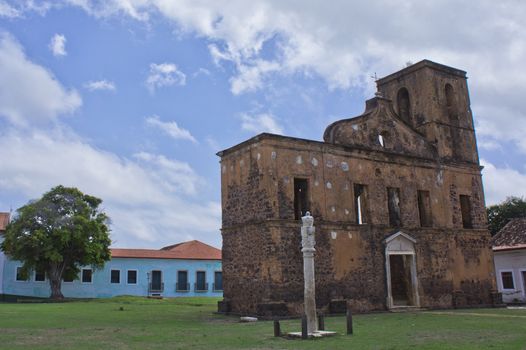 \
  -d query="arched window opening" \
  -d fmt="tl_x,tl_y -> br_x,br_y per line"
445,83 -> 461,159
397,88 -> 412,126
445,84 -> 458,124
378,131 -> 389,148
